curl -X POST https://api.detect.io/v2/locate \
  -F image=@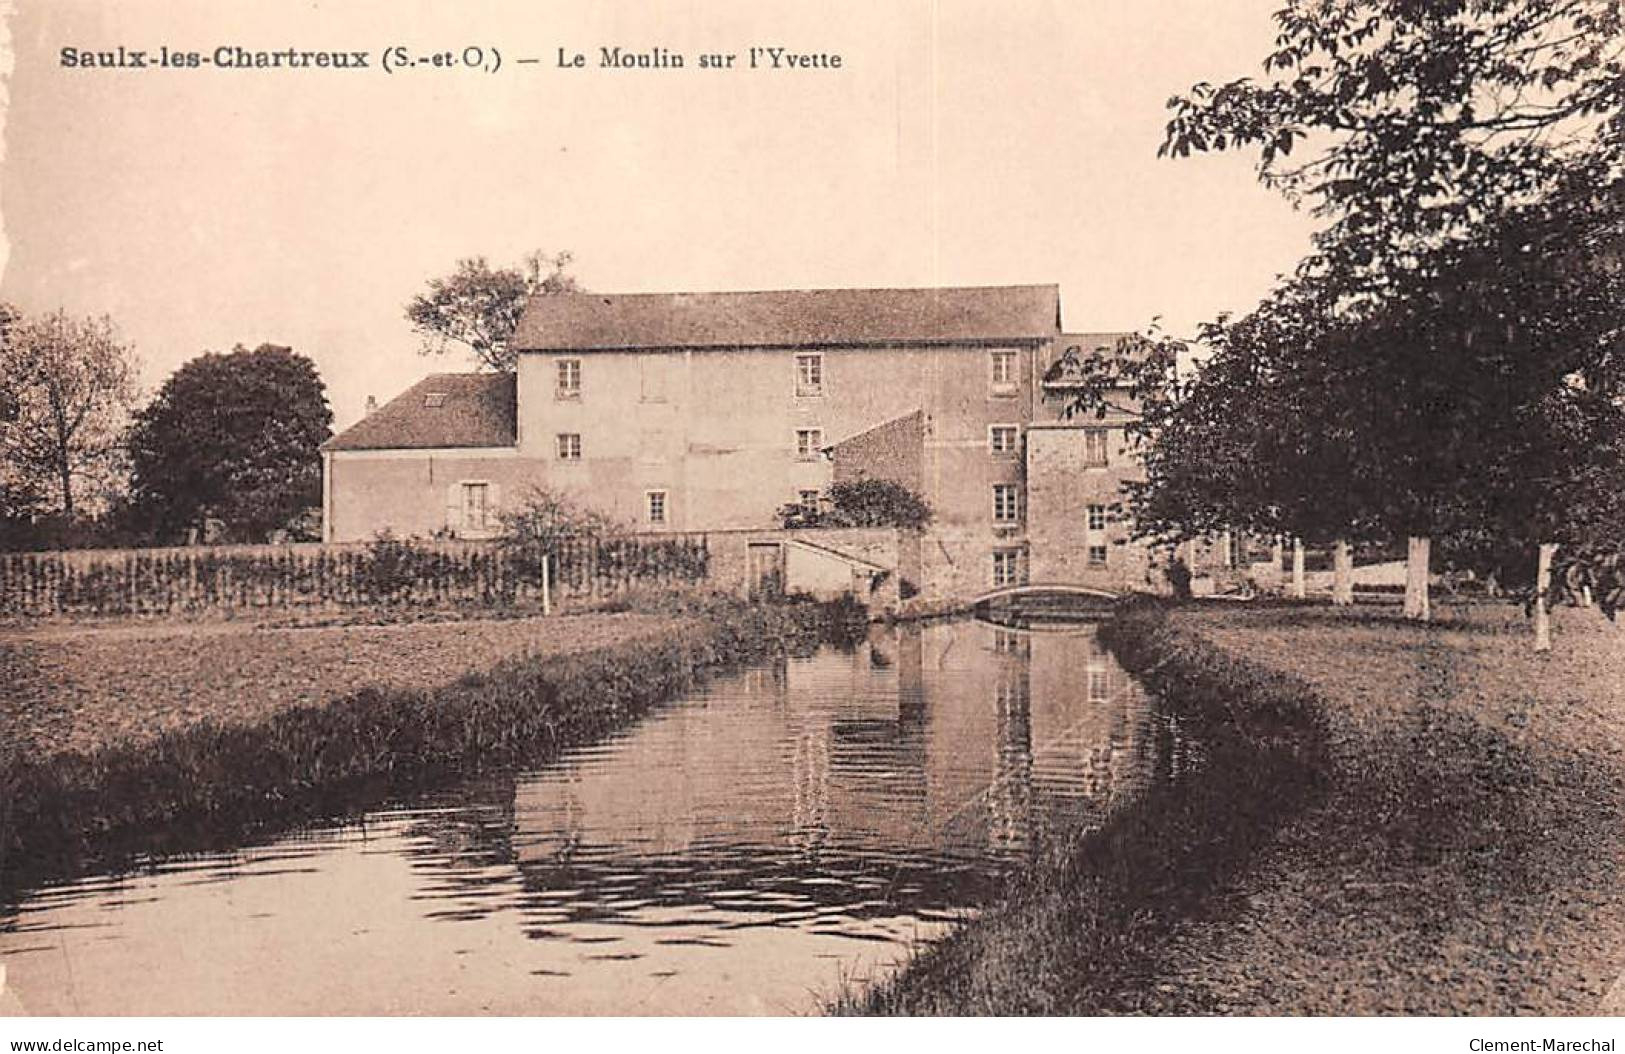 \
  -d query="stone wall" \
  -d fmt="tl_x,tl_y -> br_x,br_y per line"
704,527 -> 902,610
1024,424 -> 1157,594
